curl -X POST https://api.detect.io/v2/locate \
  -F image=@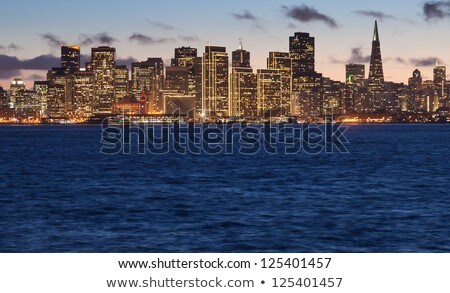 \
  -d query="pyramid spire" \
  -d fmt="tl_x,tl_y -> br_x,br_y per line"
373,20 -> 379,42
